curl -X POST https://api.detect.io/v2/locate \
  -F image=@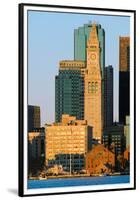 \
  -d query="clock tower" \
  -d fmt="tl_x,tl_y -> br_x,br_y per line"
84,23 -> 102,142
